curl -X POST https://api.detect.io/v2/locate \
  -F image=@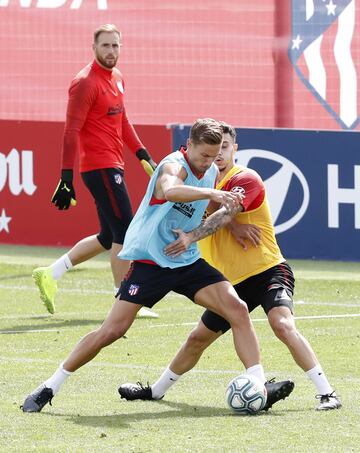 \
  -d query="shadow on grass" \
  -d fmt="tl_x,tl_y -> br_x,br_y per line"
1,312 -> 156,334
0,318 -> 102,333
43,399 -> 293,428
